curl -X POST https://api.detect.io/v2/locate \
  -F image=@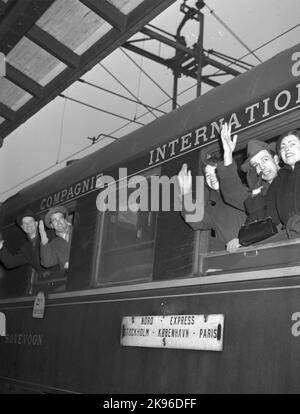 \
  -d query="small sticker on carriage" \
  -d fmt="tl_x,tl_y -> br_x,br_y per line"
32,292 -> 46,319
